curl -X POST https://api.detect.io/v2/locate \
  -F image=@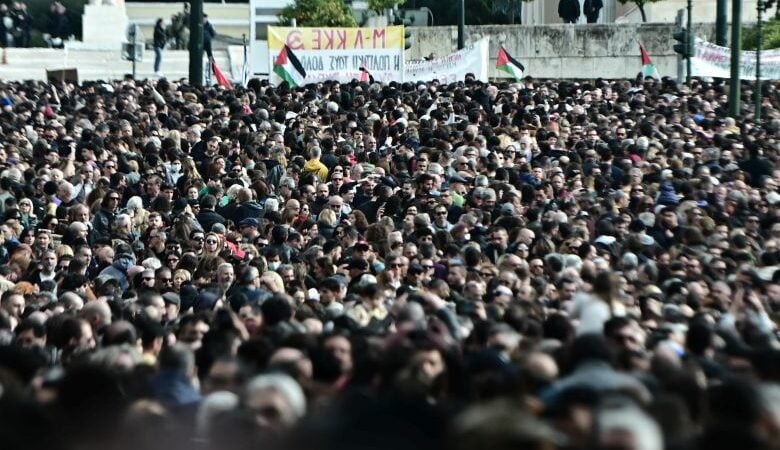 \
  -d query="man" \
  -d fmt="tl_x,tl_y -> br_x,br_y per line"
583,0 -> 603,23
203,14 -> 216,60
93,190 -> 120,238
196,195 -> 226,234
216,263 -> 235,294
304,147 -> 329,182
234,188 -> 264,223
558,0 -> 580,23
311,183 -> 331,217
484,227 -> 509,264
239,218 -> 261,242
432,204 -> 453,232
0,291 -> 25,320
28,250 -> 58,287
